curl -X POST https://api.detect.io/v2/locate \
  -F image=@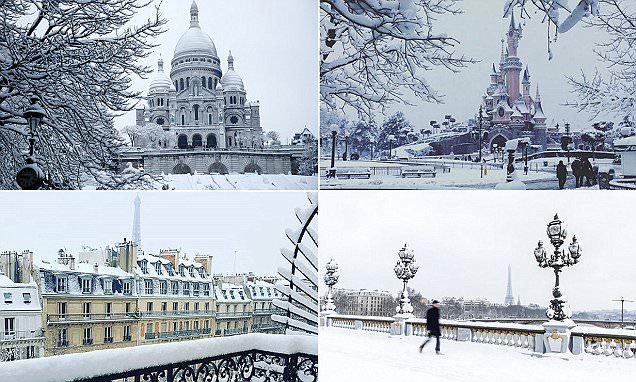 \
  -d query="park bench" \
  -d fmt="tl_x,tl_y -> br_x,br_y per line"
332,167 -> 372,179
400,166 -> 436,178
